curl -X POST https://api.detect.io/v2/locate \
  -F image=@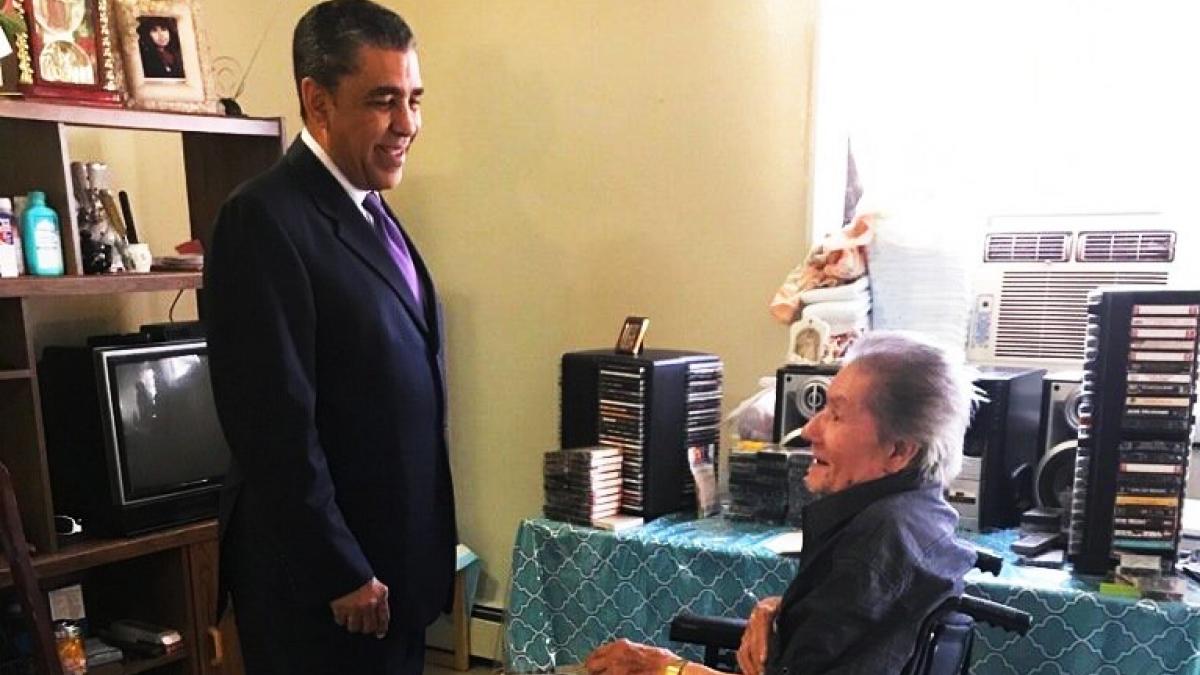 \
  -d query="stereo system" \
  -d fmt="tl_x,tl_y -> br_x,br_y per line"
773,364 -> 840,447
1035,371 -> 1084,510
948,367 -> 1045,531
